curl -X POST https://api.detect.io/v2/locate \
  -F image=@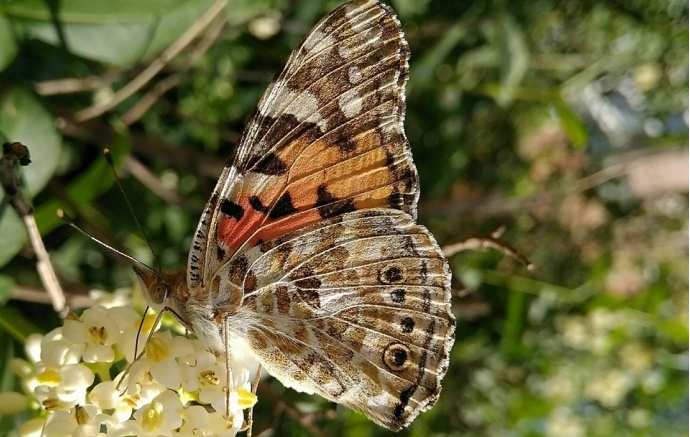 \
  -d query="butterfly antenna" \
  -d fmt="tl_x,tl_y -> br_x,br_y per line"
103,149 -> 161,272
57,209 -> 157,273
